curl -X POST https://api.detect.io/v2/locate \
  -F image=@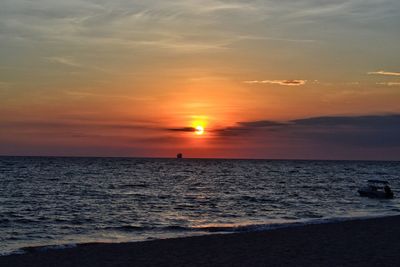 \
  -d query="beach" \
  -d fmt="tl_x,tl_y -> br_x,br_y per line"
1,215 -> 399,267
